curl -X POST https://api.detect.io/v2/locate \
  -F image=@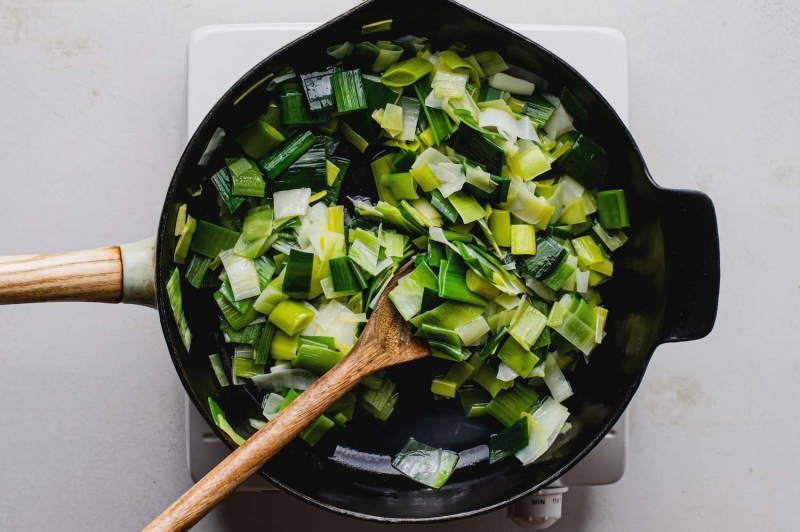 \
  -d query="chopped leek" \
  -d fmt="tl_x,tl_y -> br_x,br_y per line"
332,70 -> 368,113
226,157 -> 265,197
515,397 -> 569,465
272,144 -> 328,192
488,73 -> 535,96
391,439 -> 459,489
173,35 -> 626,482
300,70 -> 337,112
185,254 -> 212,288
349,228 -> 381,275
382,58 -> 434,88
474,51 -> 509,77
497,336 -> 539,378
448,192 -> 485,224
362,19 -> 392,34
258,130 -> 316,180
544,354 -> 573,402
438,254 -> 485,306
219,250 -> 261,301
273,188 -> 311,219
209,354 -> 230,387
519,238 -> 566,280
252,368 -> 317,392
489,415 -> 530,464
269,299 -> 316,336
510,225 -> 536,255
173,214 -> 196,265
597,189 -> 630,229
460,387 -> 491,417
208,397 -> 245,446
